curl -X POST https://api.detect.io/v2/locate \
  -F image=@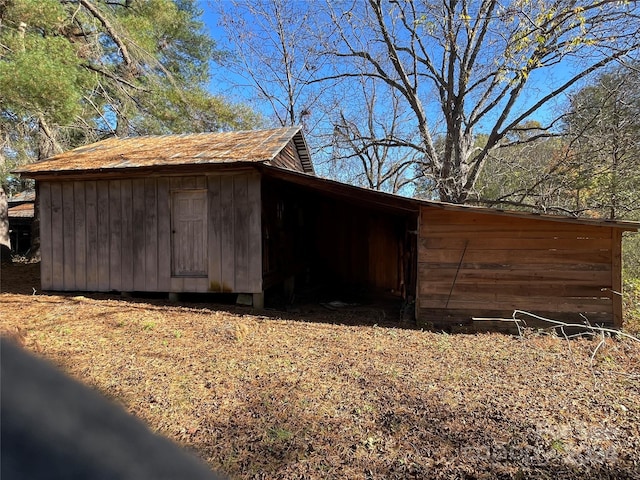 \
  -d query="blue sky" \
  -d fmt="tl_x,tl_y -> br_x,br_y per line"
197,0 -> 581,133
198,1 -> 262,106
